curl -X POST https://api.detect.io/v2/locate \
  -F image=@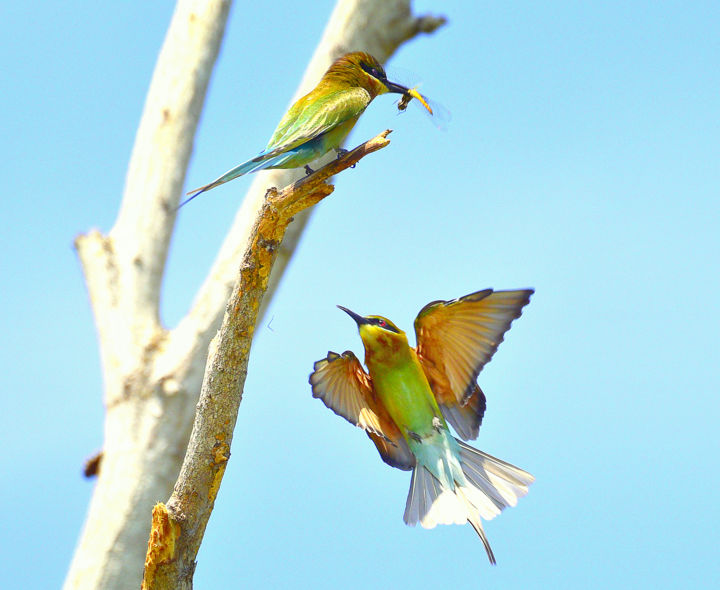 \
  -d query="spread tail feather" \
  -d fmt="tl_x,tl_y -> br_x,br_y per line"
403,438 -> 533,564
